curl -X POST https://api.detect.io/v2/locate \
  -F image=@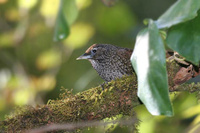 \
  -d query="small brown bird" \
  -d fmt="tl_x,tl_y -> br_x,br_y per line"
77,44 -> 134,82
